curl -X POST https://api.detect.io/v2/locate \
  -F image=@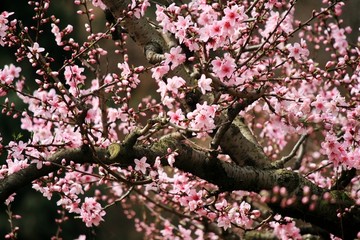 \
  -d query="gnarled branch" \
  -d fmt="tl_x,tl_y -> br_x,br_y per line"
1,134 -> 359,239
